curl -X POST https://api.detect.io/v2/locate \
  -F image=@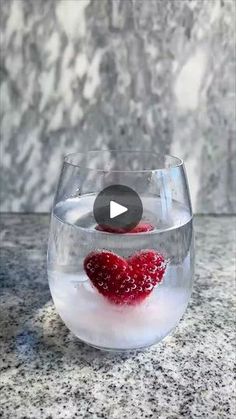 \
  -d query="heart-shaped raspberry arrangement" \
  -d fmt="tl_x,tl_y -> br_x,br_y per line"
84,249 -> 166,305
